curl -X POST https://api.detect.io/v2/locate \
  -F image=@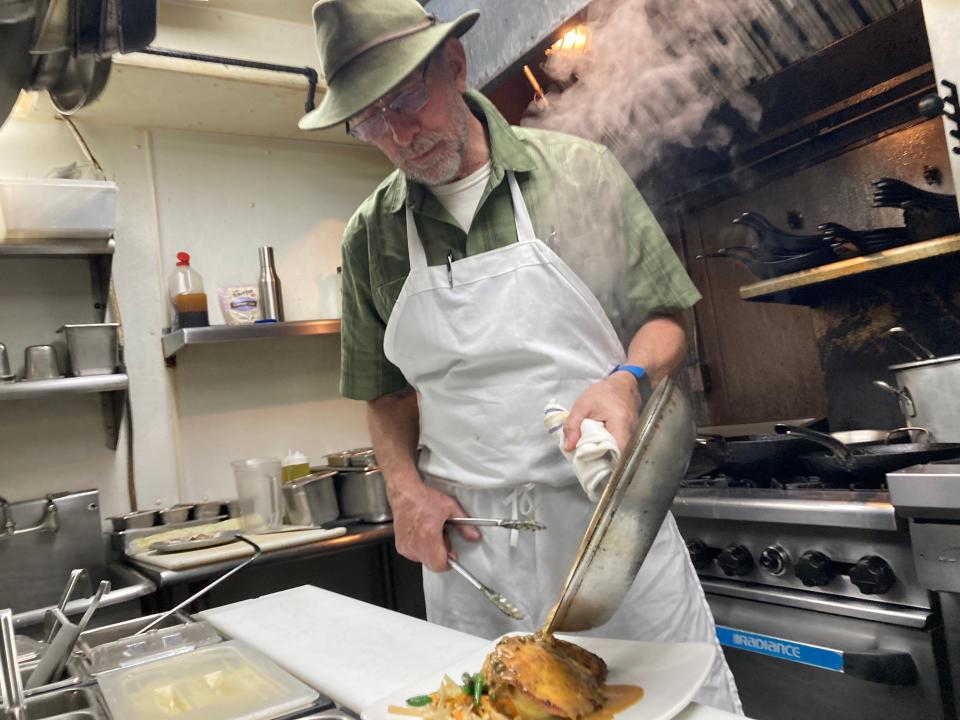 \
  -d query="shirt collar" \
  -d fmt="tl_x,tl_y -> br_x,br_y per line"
383,89 -> 535,214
